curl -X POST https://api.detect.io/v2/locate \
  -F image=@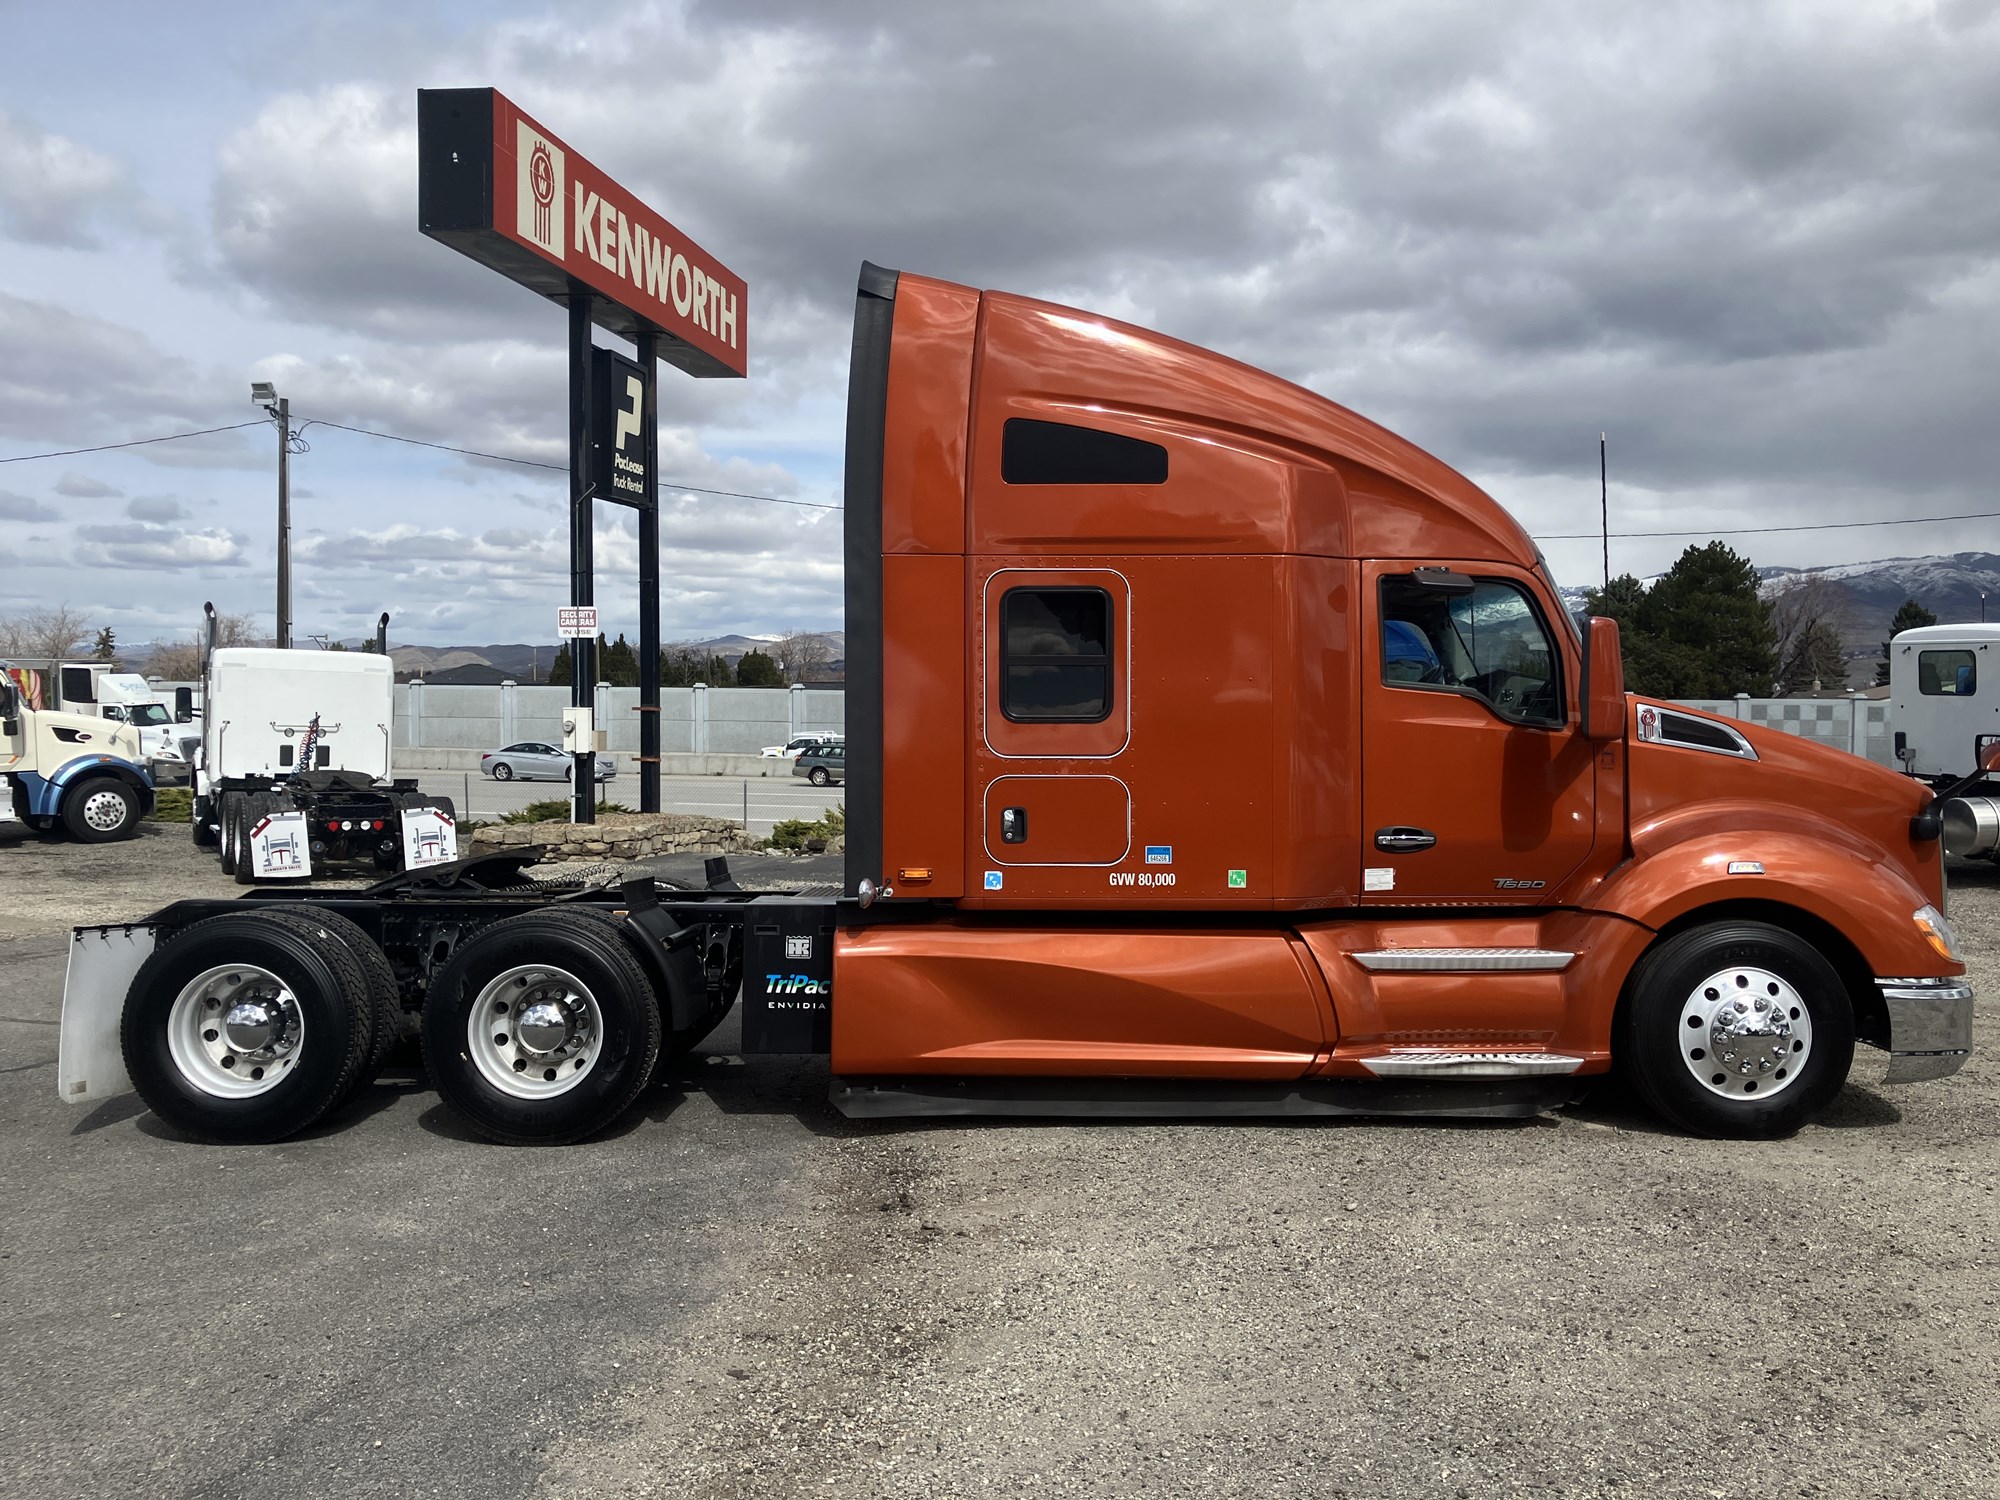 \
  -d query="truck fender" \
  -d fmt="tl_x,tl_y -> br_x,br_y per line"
1584,829 -> 1955,981
40,754 -> 156,820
